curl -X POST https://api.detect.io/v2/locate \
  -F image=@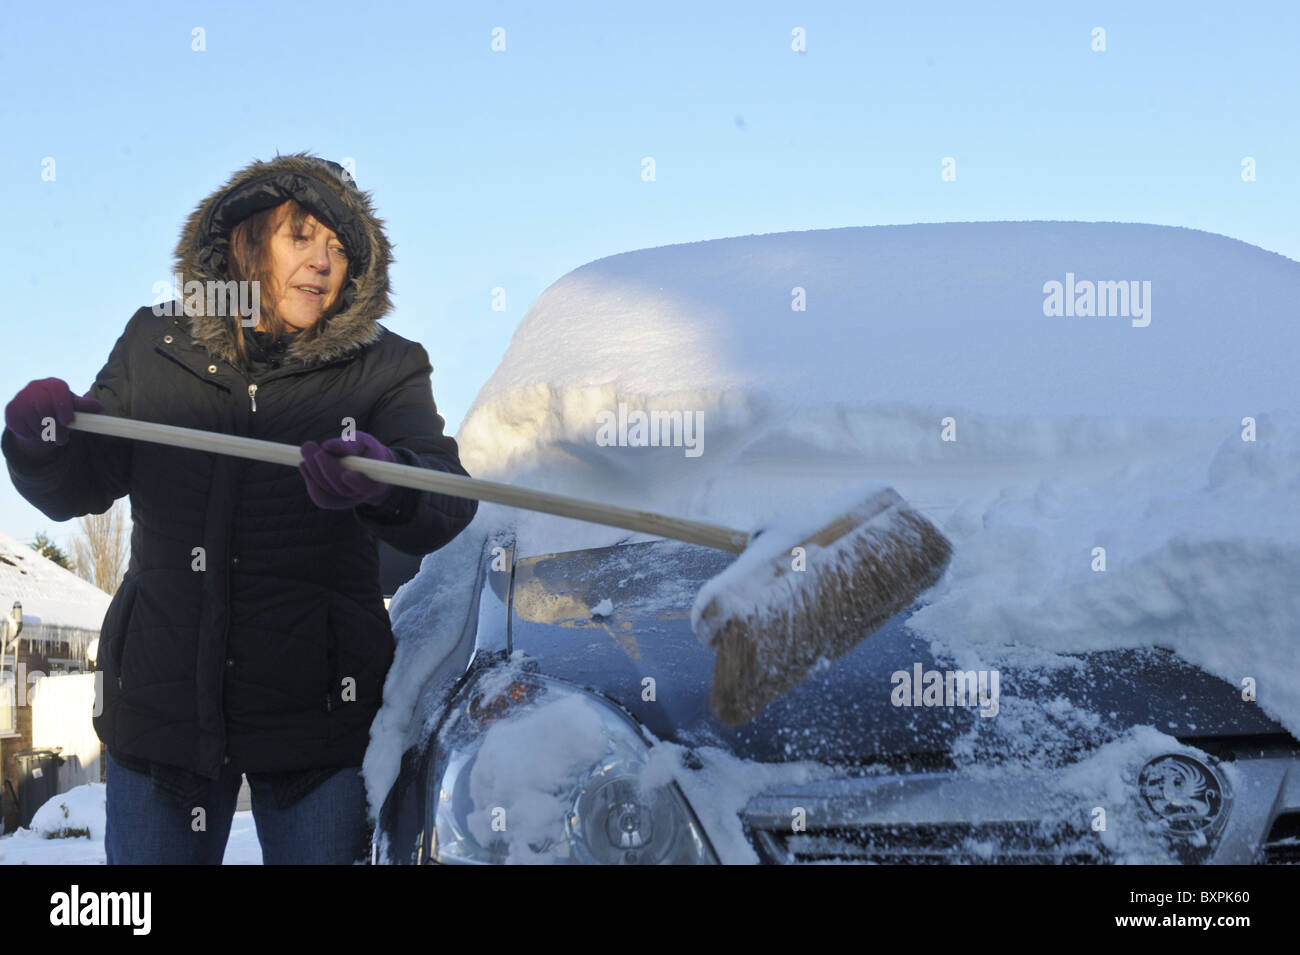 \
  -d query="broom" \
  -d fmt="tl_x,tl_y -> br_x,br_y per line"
68,412 -> 952,725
